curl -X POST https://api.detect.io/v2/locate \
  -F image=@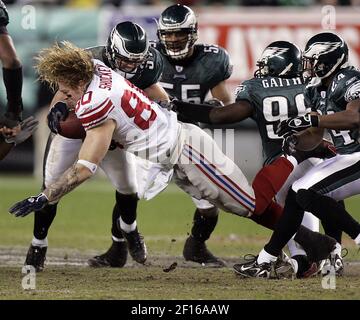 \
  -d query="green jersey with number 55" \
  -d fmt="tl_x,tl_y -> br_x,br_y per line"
306,67 -> 360,155
156,43 -> 232,121
236,76 -> 309,165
